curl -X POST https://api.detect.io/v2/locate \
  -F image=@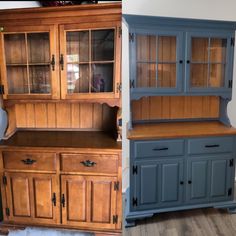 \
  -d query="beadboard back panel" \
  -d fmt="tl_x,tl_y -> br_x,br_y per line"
8,103 -> 116,131
132,96 -> 220,121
